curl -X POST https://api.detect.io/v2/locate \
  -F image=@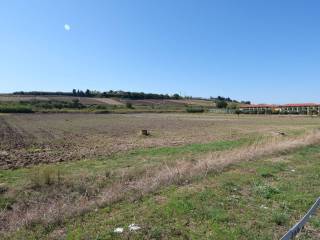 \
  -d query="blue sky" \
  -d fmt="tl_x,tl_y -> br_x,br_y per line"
1,0 -> 320,103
